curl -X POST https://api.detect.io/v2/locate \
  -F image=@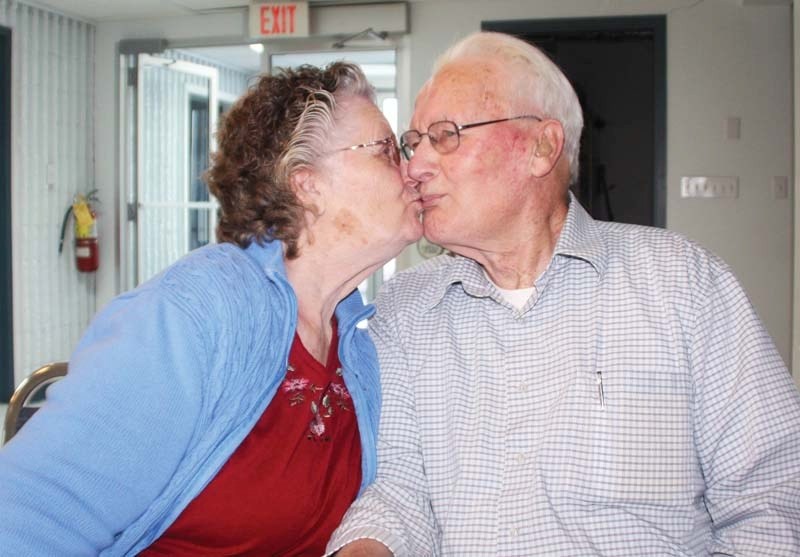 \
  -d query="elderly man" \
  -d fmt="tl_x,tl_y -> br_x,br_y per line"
329,32 -> 800,556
